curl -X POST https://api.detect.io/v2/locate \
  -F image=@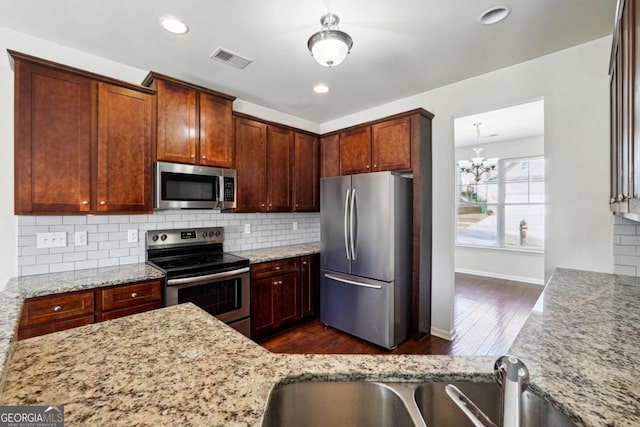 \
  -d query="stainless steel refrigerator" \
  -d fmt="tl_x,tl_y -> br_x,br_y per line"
320,171 -> 413,349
